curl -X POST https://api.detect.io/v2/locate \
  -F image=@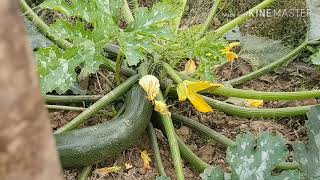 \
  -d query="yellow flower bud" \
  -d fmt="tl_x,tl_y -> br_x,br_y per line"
139,75 -> 160,101
154,100 -> 171,116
